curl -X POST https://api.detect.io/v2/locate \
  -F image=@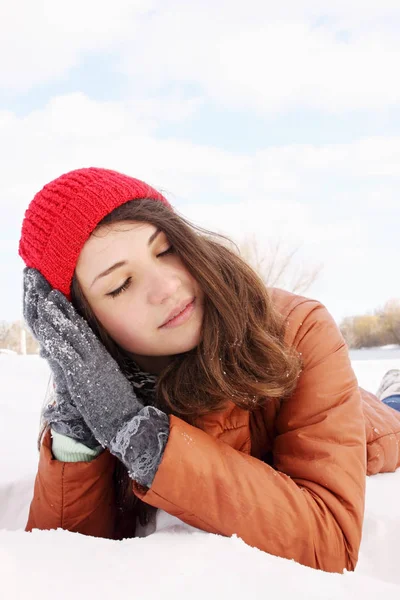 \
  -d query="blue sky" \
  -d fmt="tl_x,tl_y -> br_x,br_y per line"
1,0 -> 399,324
